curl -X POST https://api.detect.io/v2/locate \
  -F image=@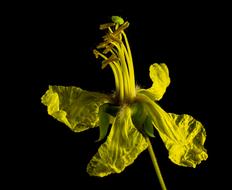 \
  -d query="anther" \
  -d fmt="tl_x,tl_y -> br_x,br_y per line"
107,33 -> 122,44
97,41 -> 110,49
93,49 -> 100,58
99,23 -> 115,30
103,44 -> 115,54
112,21 -> 130,36
102,55 -> 119,69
